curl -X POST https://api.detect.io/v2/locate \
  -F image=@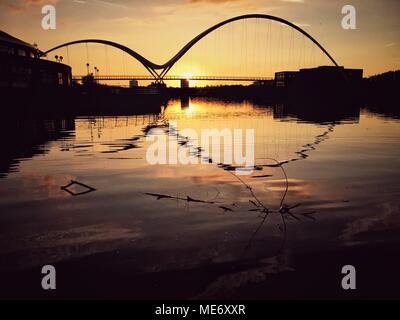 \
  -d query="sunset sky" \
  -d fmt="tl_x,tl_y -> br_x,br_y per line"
1,0 -> 399,82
